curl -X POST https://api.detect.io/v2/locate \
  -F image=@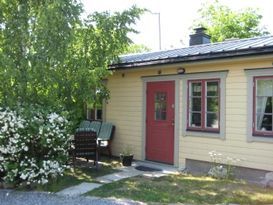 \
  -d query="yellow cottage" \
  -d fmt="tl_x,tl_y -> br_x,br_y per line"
105,28 -> 273,180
